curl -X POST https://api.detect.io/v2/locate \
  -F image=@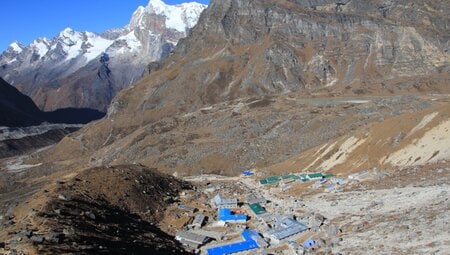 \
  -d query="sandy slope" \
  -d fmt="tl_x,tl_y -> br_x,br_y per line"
303,184 -> 450,254
269,100 -> 450,176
